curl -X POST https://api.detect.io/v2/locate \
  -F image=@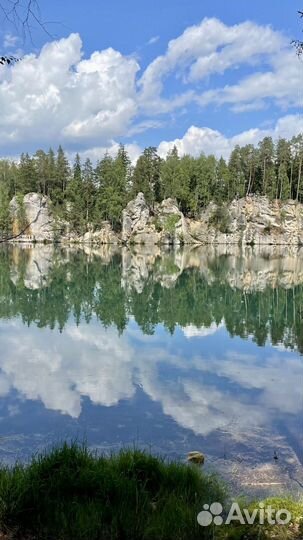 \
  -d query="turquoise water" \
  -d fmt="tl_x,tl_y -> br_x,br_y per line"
0,244 -> 302,496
